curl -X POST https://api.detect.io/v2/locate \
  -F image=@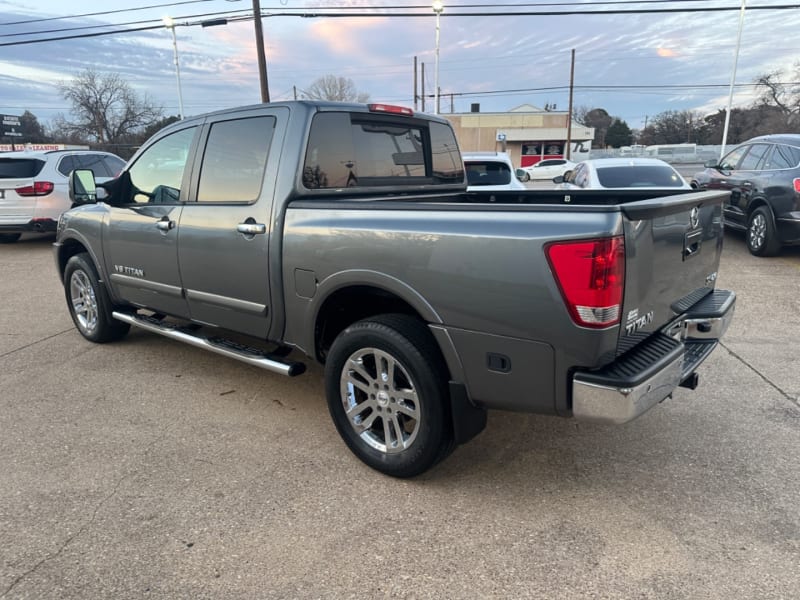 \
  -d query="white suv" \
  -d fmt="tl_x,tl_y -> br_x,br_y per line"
463,151 -> 527,191
0,150 -> 125,243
